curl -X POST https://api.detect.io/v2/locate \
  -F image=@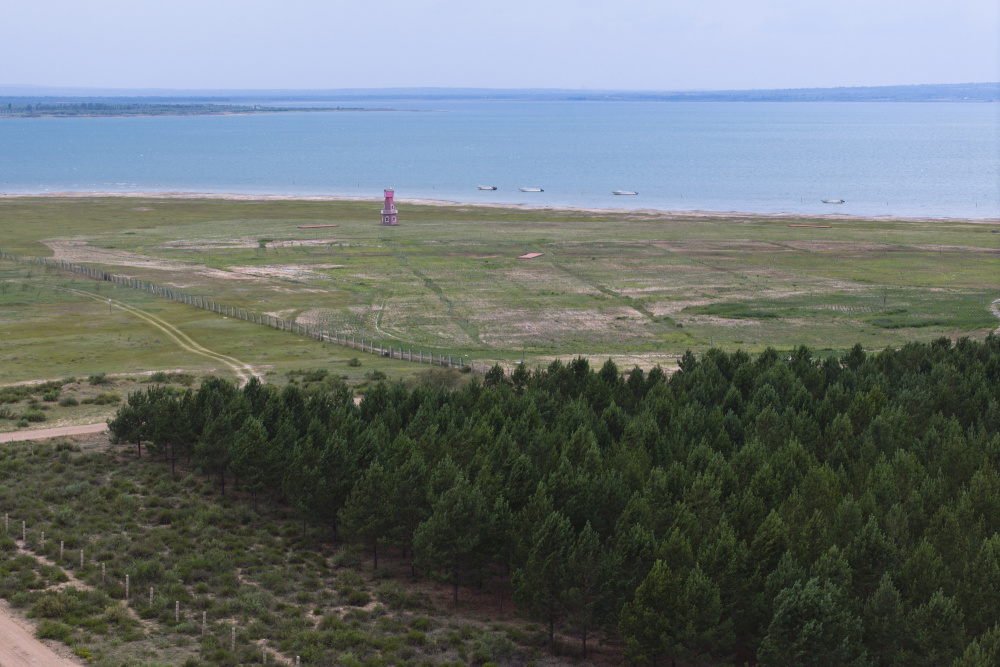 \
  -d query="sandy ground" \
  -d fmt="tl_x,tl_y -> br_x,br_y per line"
1,191 -> 996,224
0,600 -> 82,667
0,423 -> 108,443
